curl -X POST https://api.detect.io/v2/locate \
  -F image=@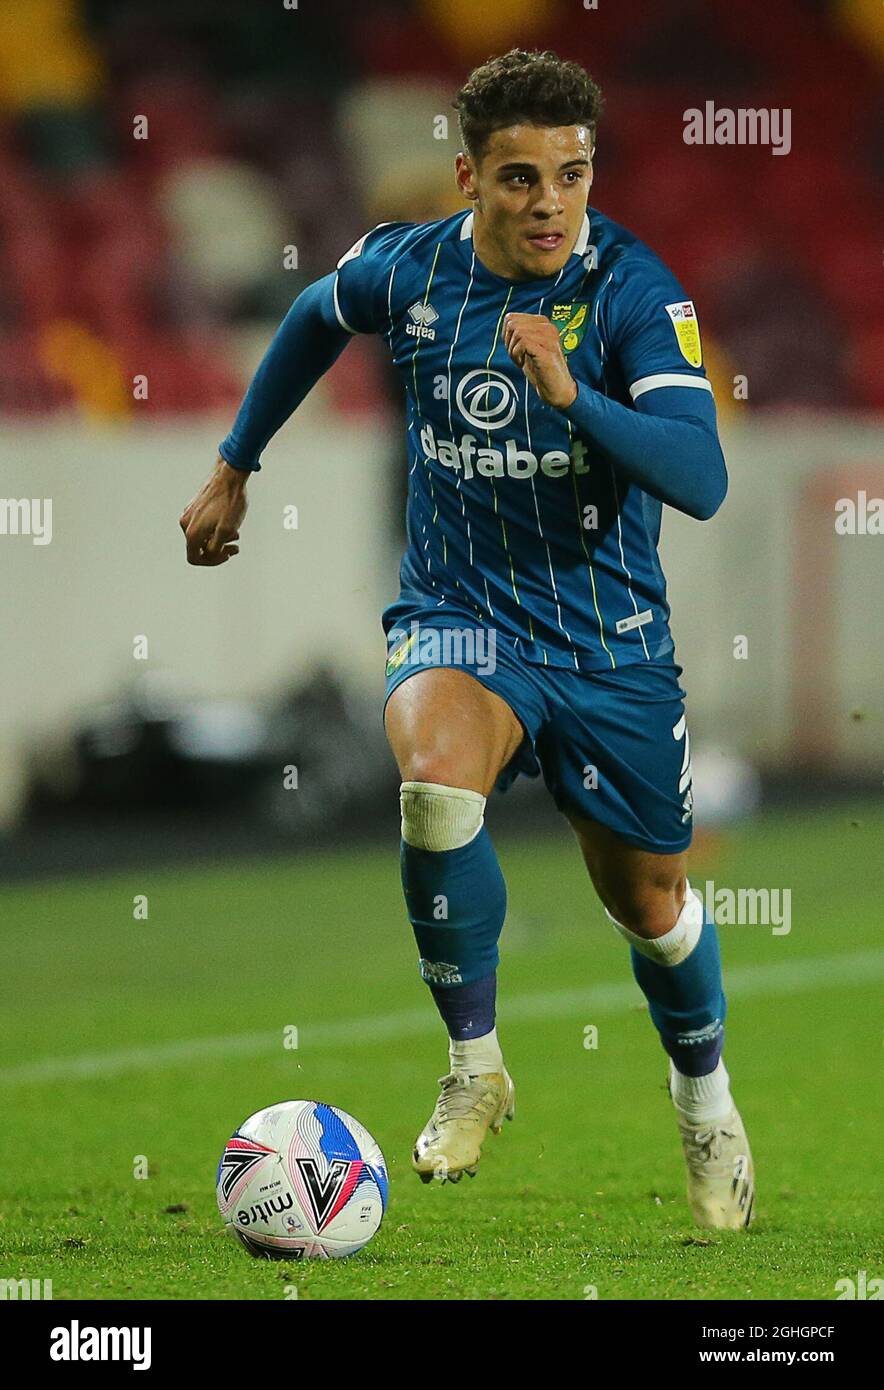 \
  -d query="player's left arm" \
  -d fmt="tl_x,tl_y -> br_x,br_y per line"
503,263 -> 727,522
